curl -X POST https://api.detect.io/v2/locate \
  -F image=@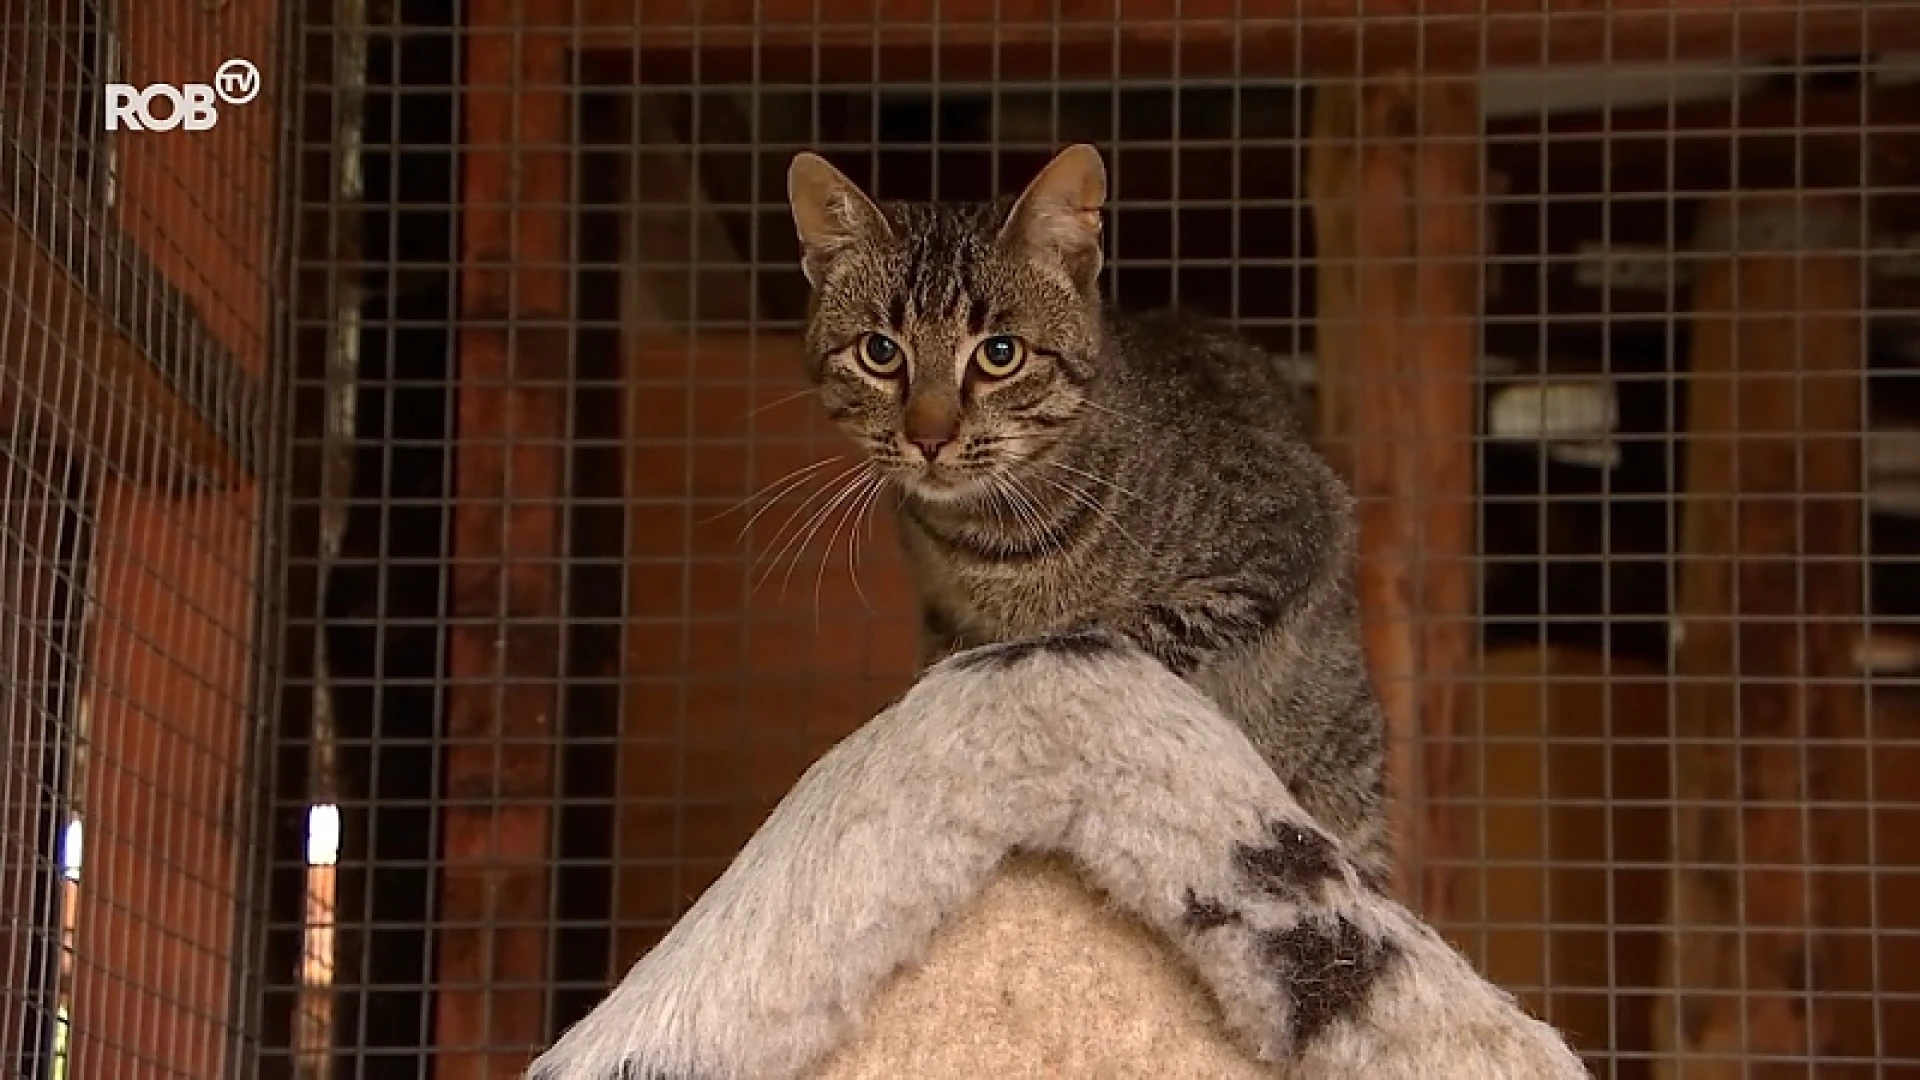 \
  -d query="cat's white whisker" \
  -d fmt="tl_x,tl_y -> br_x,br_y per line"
1033,469 -> 1146,556
1075,398 -> 1149,428
814,470 -> 882,622
984,474 -> 1020,538
716,455 -> 844,536
789,465 -> 881,606
1044,458 -> 1143,503
740,387 -> 817,421
982,476 -> 1019,551
750,463 -> 858,570
845,475 -> 888,615
772,462 -> 876,602
999,473 -> 1059,561
980,472 -> 1011,536
751,461 -> 868,590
